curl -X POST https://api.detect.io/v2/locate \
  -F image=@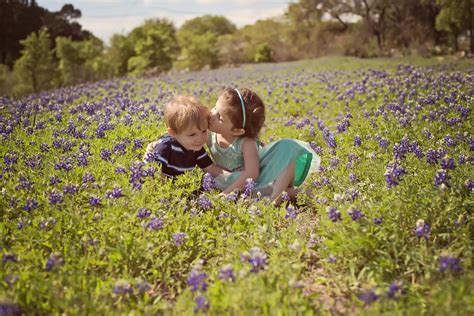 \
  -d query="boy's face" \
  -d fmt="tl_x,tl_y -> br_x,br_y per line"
169,124 -> 208,152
